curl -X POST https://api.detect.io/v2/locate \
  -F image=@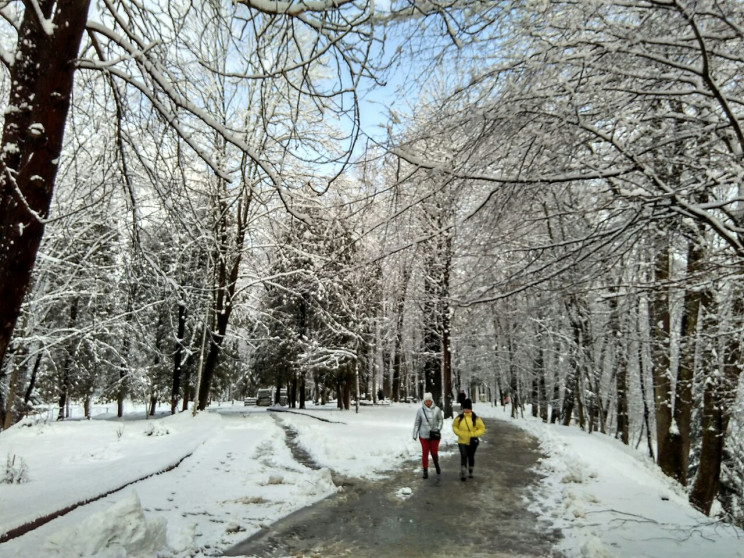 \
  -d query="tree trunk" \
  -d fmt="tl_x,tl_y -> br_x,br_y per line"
58,390 -> 68,421
197,313 -> 222,410
391,263 -> 411,403
550,374 -> 561,424
550,337 -> 561,424
4,309 -> 34,427
530,320 -> 542,420
84,394 -> 92,420
507,330 -> 520,419
561,336 -> 576,427
197,179 -> 250,410
441,236 -> 453,419
616,352 -> 629,445
649,237 -> 674,475
637,297 -> 655,460
343,372 -> 352,410
442,317 -> 453,417
2,361 -> 20,430
563,298 -> 584,427
182,381 -> 191,412
117,281 -> 139,417
391,306 -> 404,403
689,373 -> 727,514
58,298 -> 79,421
24,352 -> 42,406
300,373 -> 306,409
381,347 -> 391,399
422,279 -> 441,402
608,290 -> 629,444
0,363 -> 7,427
690,292 -> 742,513
537,345 -> 548,423
673,233 -> 708,484
0,1 -> 92,368
575,372 -> 585,429
171,302 -> 186,414
291,375 -> 298,408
